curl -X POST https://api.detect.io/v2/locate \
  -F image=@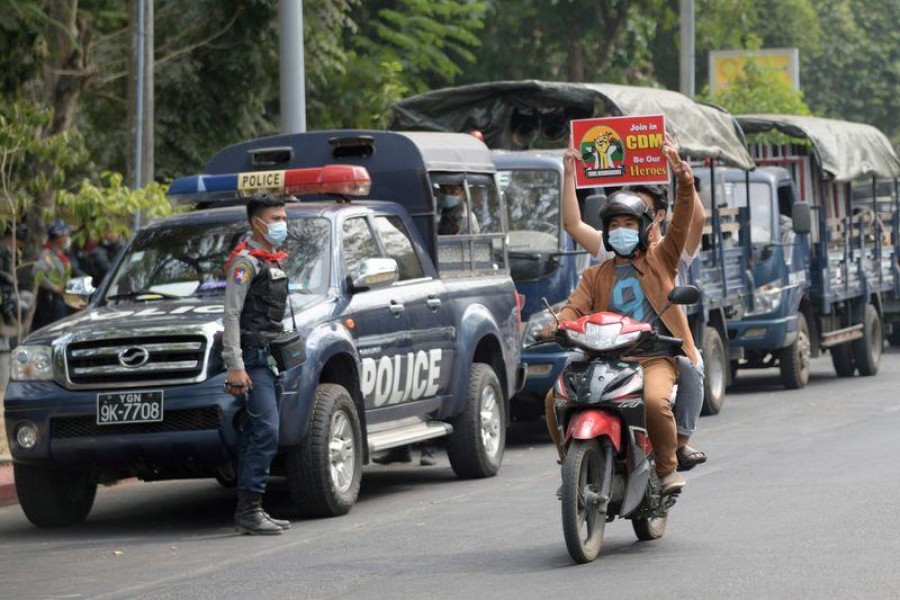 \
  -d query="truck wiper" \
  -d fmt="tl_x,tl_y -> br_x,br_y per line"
106,289 -> 185,302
